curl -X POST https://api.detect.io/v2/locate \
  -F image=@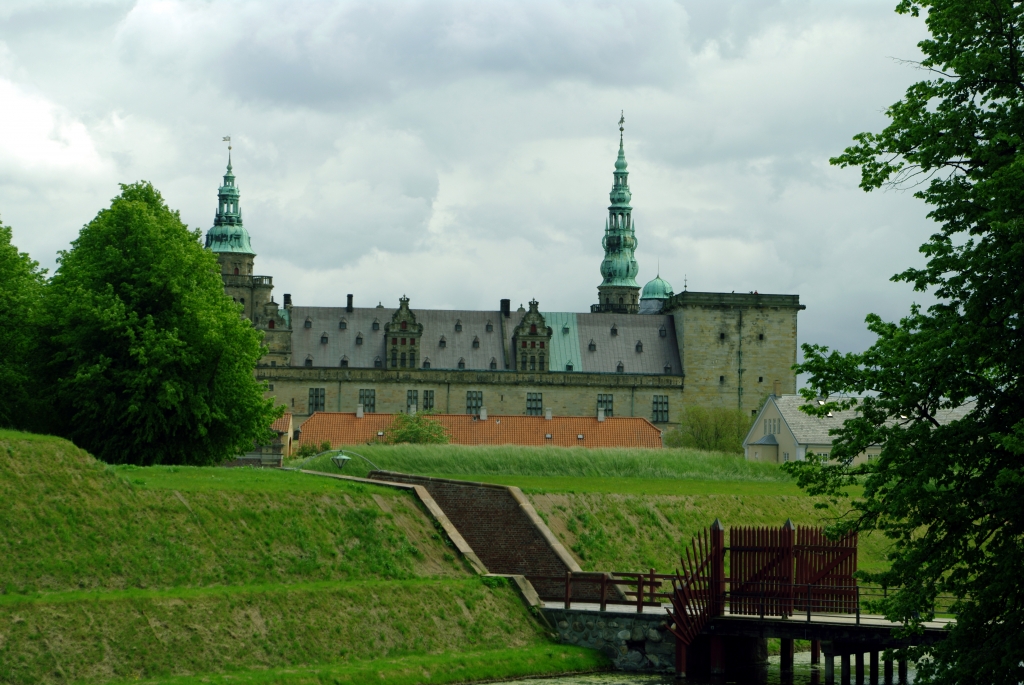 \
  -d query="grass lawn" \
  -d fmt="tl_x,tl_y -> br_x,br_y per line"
112,463 -> 395,493
426,473 -> 808,496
